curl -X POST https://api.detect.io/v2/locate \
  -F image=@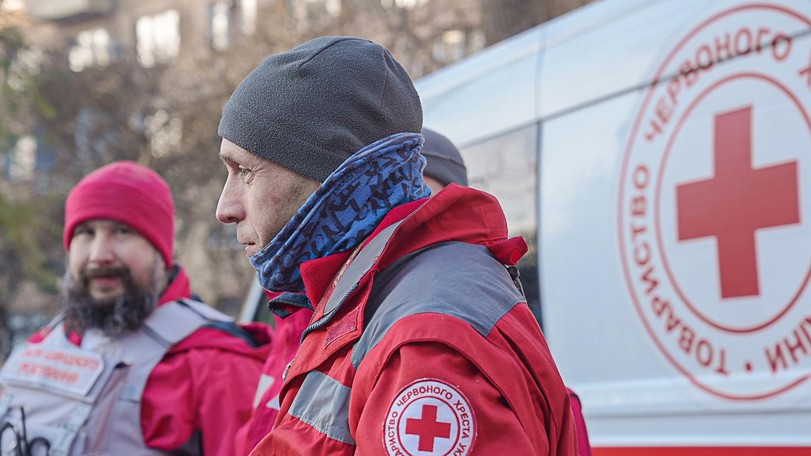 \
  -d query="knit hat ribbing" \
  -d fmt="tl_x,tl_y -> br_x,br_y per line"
218,36 -> 423,183
64,161 -> 175,267
422,128 -> 468,186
